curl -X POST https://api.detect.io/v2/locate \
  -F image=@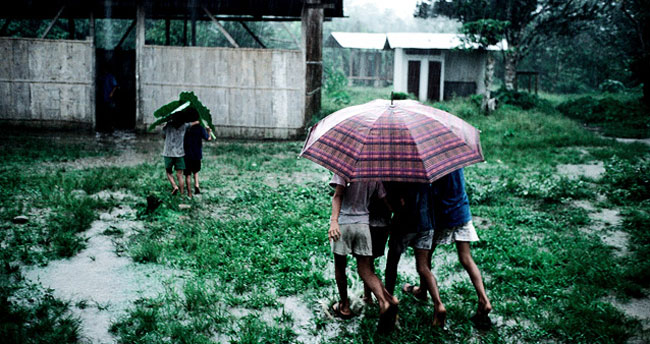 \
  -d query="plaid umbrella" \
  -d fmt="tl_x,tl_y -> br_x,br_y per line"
299,99 -> 484,183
